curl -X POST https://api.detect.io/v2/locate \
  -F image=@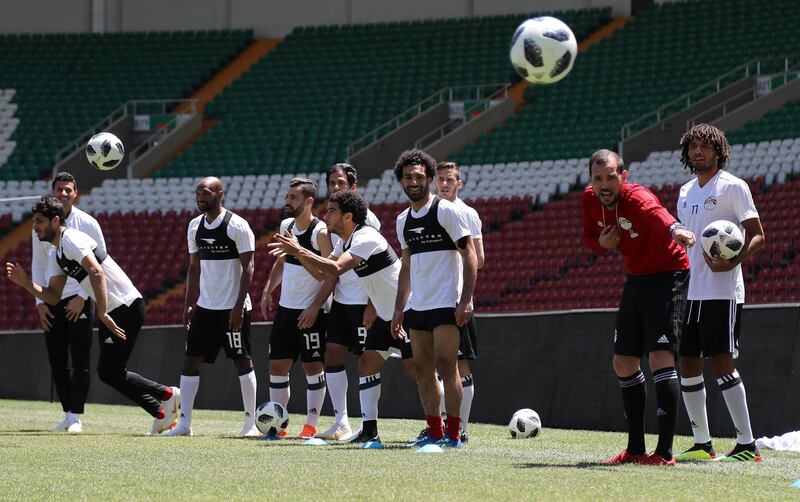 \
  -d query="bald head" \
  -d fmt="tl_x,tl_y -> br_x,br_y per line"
196,176 -> 224,215
199,176 -> 223,193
